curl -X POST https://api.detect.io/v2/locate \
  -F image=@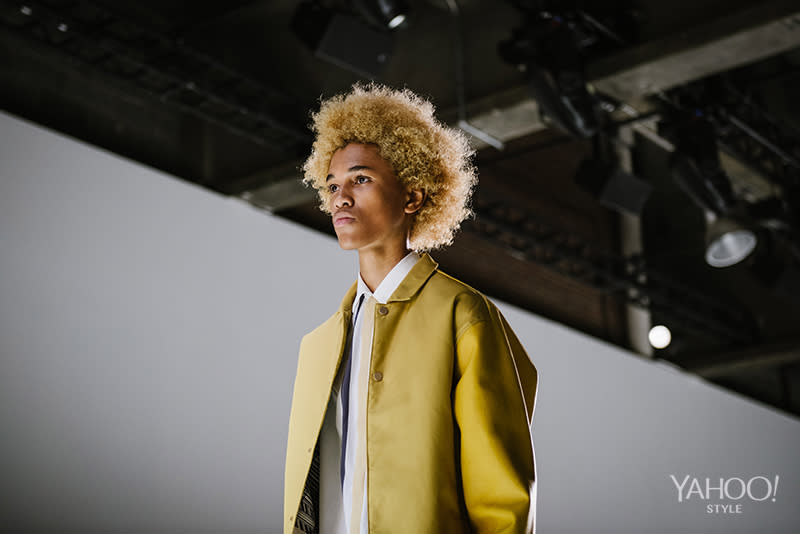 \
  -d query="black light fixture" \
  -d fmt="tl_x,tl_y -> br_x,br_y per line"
499,3 -> 637,140
667,112 -> 759,268
499,13 -> 597,139
291,1 -> 395,78
575,155 -> 652,216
